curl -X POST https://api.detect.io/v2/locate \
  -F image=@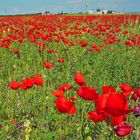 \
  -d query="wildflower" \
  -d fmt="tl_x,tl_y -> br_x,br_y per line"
134,103 -> 140,117
52,90 -> 64,97
58,58 -> 65,63
21,78 -> 34,90
120,84 -> 132,95
44,62 -> 53,69
80,41 -> 88,47
9,82 -> 21,90
13,49 -> 20,54
33,74 -> 43,86
58,83 -> 73,91
77,86 -> 98,101
134,88 -> 140,98
10,120 -> 17,125
114,123 -> 133,137
74,72 -> 86,86
131,93 -> 138,100
55,97 -> 76,114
